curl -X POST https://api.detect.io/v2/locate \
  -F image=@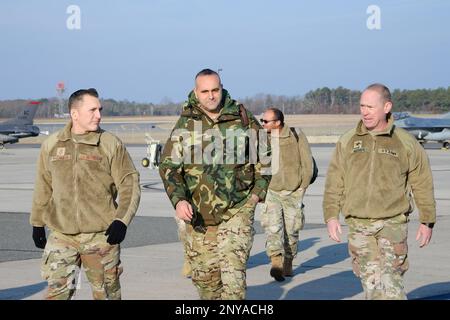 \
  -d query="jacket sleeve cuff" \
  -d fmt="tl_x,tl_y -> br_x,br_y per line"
300,182 -> 310,190
251,186 -> 267,202
114,217 -> 128,227
31,223 -> 45,228
417,203 -> 436,223
30,210 -> 46,228
324,212 -> 340,224
170,195 -> 188,209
